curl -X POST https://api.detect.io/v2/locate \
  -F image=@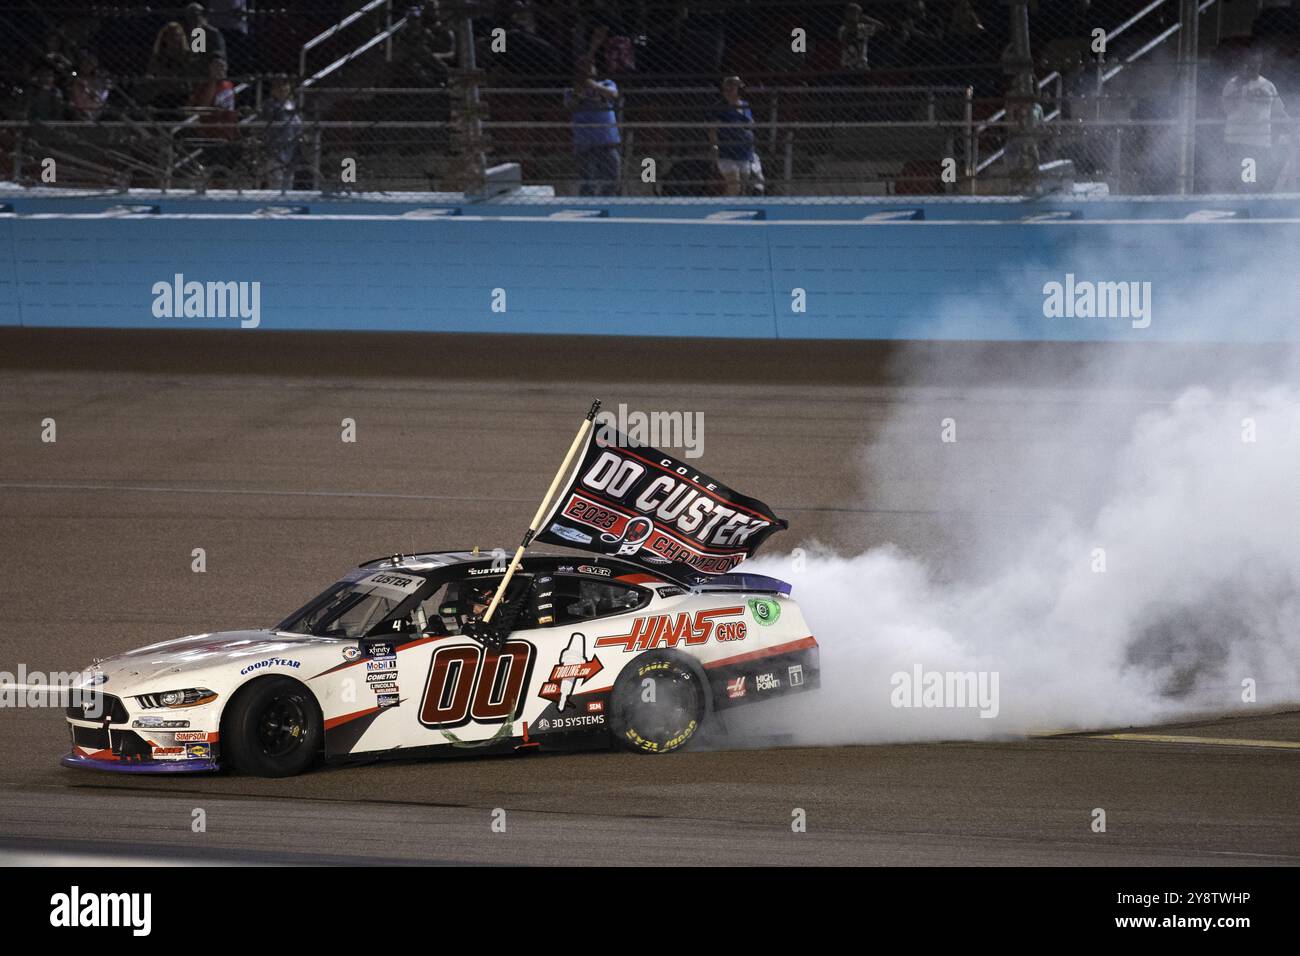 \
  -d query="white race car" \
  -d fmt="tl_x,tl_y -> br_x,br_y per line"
63,551 -> 819,776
